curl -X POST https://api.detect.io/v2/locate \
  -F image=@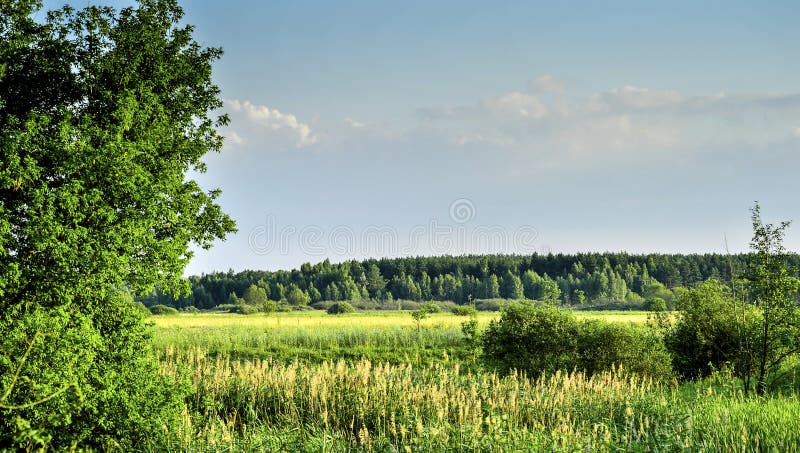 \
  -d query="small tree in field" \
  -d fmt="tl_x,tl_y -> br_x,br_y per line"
747,203 -> 800,395
411,303 -> 439,332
